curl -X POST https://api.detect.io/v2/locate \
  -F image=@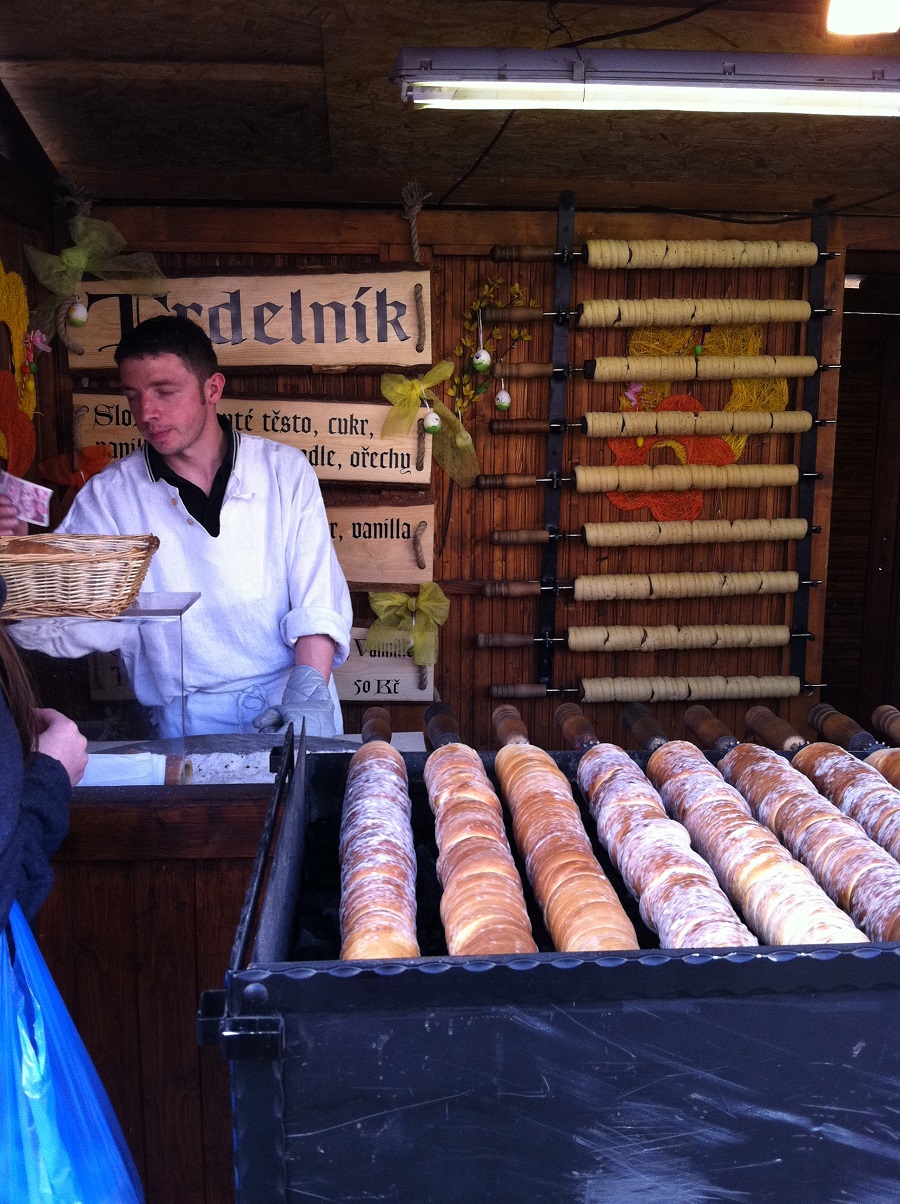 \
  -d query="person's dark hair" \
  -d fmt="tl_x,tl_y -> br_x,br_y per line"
114,315 -> 219,386
0,626 -> 38,756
